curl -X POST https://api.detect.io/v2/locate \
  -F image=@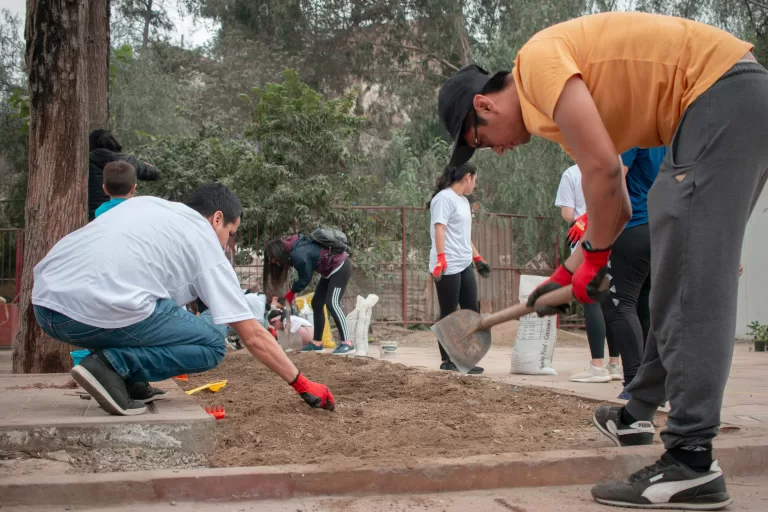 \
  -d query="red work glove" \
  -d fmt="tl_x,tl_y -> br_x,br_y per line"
473,255 -> 491,278
572,242 -> 611,304
526,264 -> 573,316
268,326 -> 278,340
567,213 -> 588,248
283,290 -> 296,305
290,372 -> 335,411
432,253 -> 447,282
